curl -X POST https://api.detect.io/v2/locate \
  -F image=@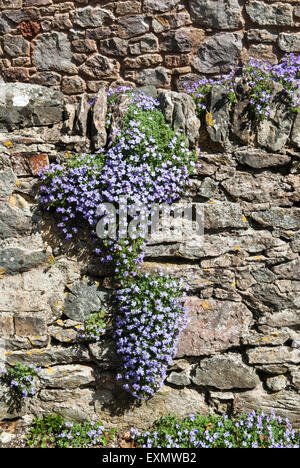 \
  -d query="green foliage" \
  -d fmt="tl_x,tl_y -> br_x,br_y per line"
131,411 -> 300,449
78,310 -> 107,342
0,363 -> 41,401
27,414 -> 117,449
27,414 -> 64,448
